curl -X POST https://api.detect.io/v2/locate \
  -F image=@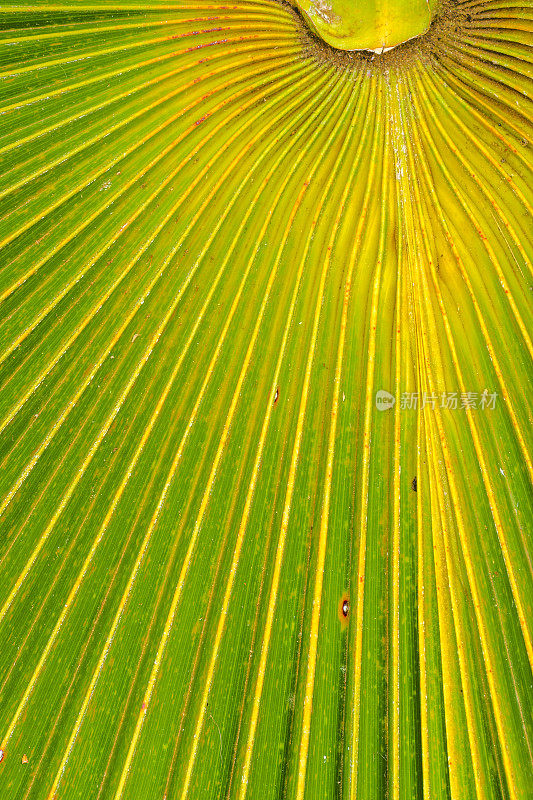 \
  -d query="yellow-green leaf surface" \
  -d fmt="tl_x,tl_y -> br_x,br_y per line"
0,1 -> 531,799
289,0 -> 439,51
